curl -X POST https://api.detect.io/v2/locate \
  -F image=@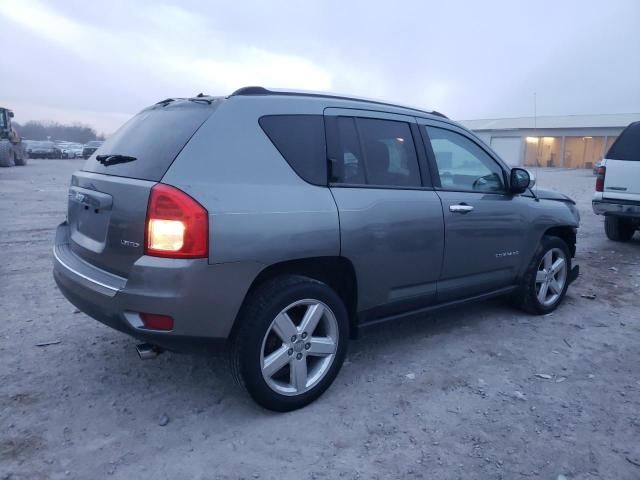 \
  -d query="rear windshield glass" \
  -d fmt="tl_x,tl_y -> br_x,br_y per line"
83,100 -> 218,181
607,121 -> 640,161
